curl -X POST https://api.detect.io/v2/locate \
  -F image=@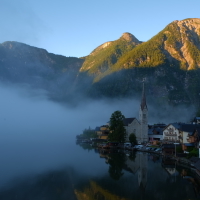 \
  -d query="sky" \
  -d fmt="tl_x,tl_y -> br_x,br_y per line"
0,0 -> 199,58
